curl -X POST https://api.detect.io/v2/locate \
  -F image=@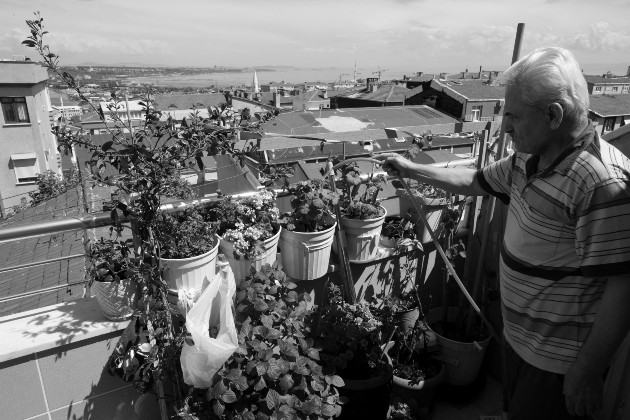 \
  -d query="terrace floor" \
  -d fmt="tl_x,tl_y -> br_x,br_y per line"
431,374 -> 503,420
